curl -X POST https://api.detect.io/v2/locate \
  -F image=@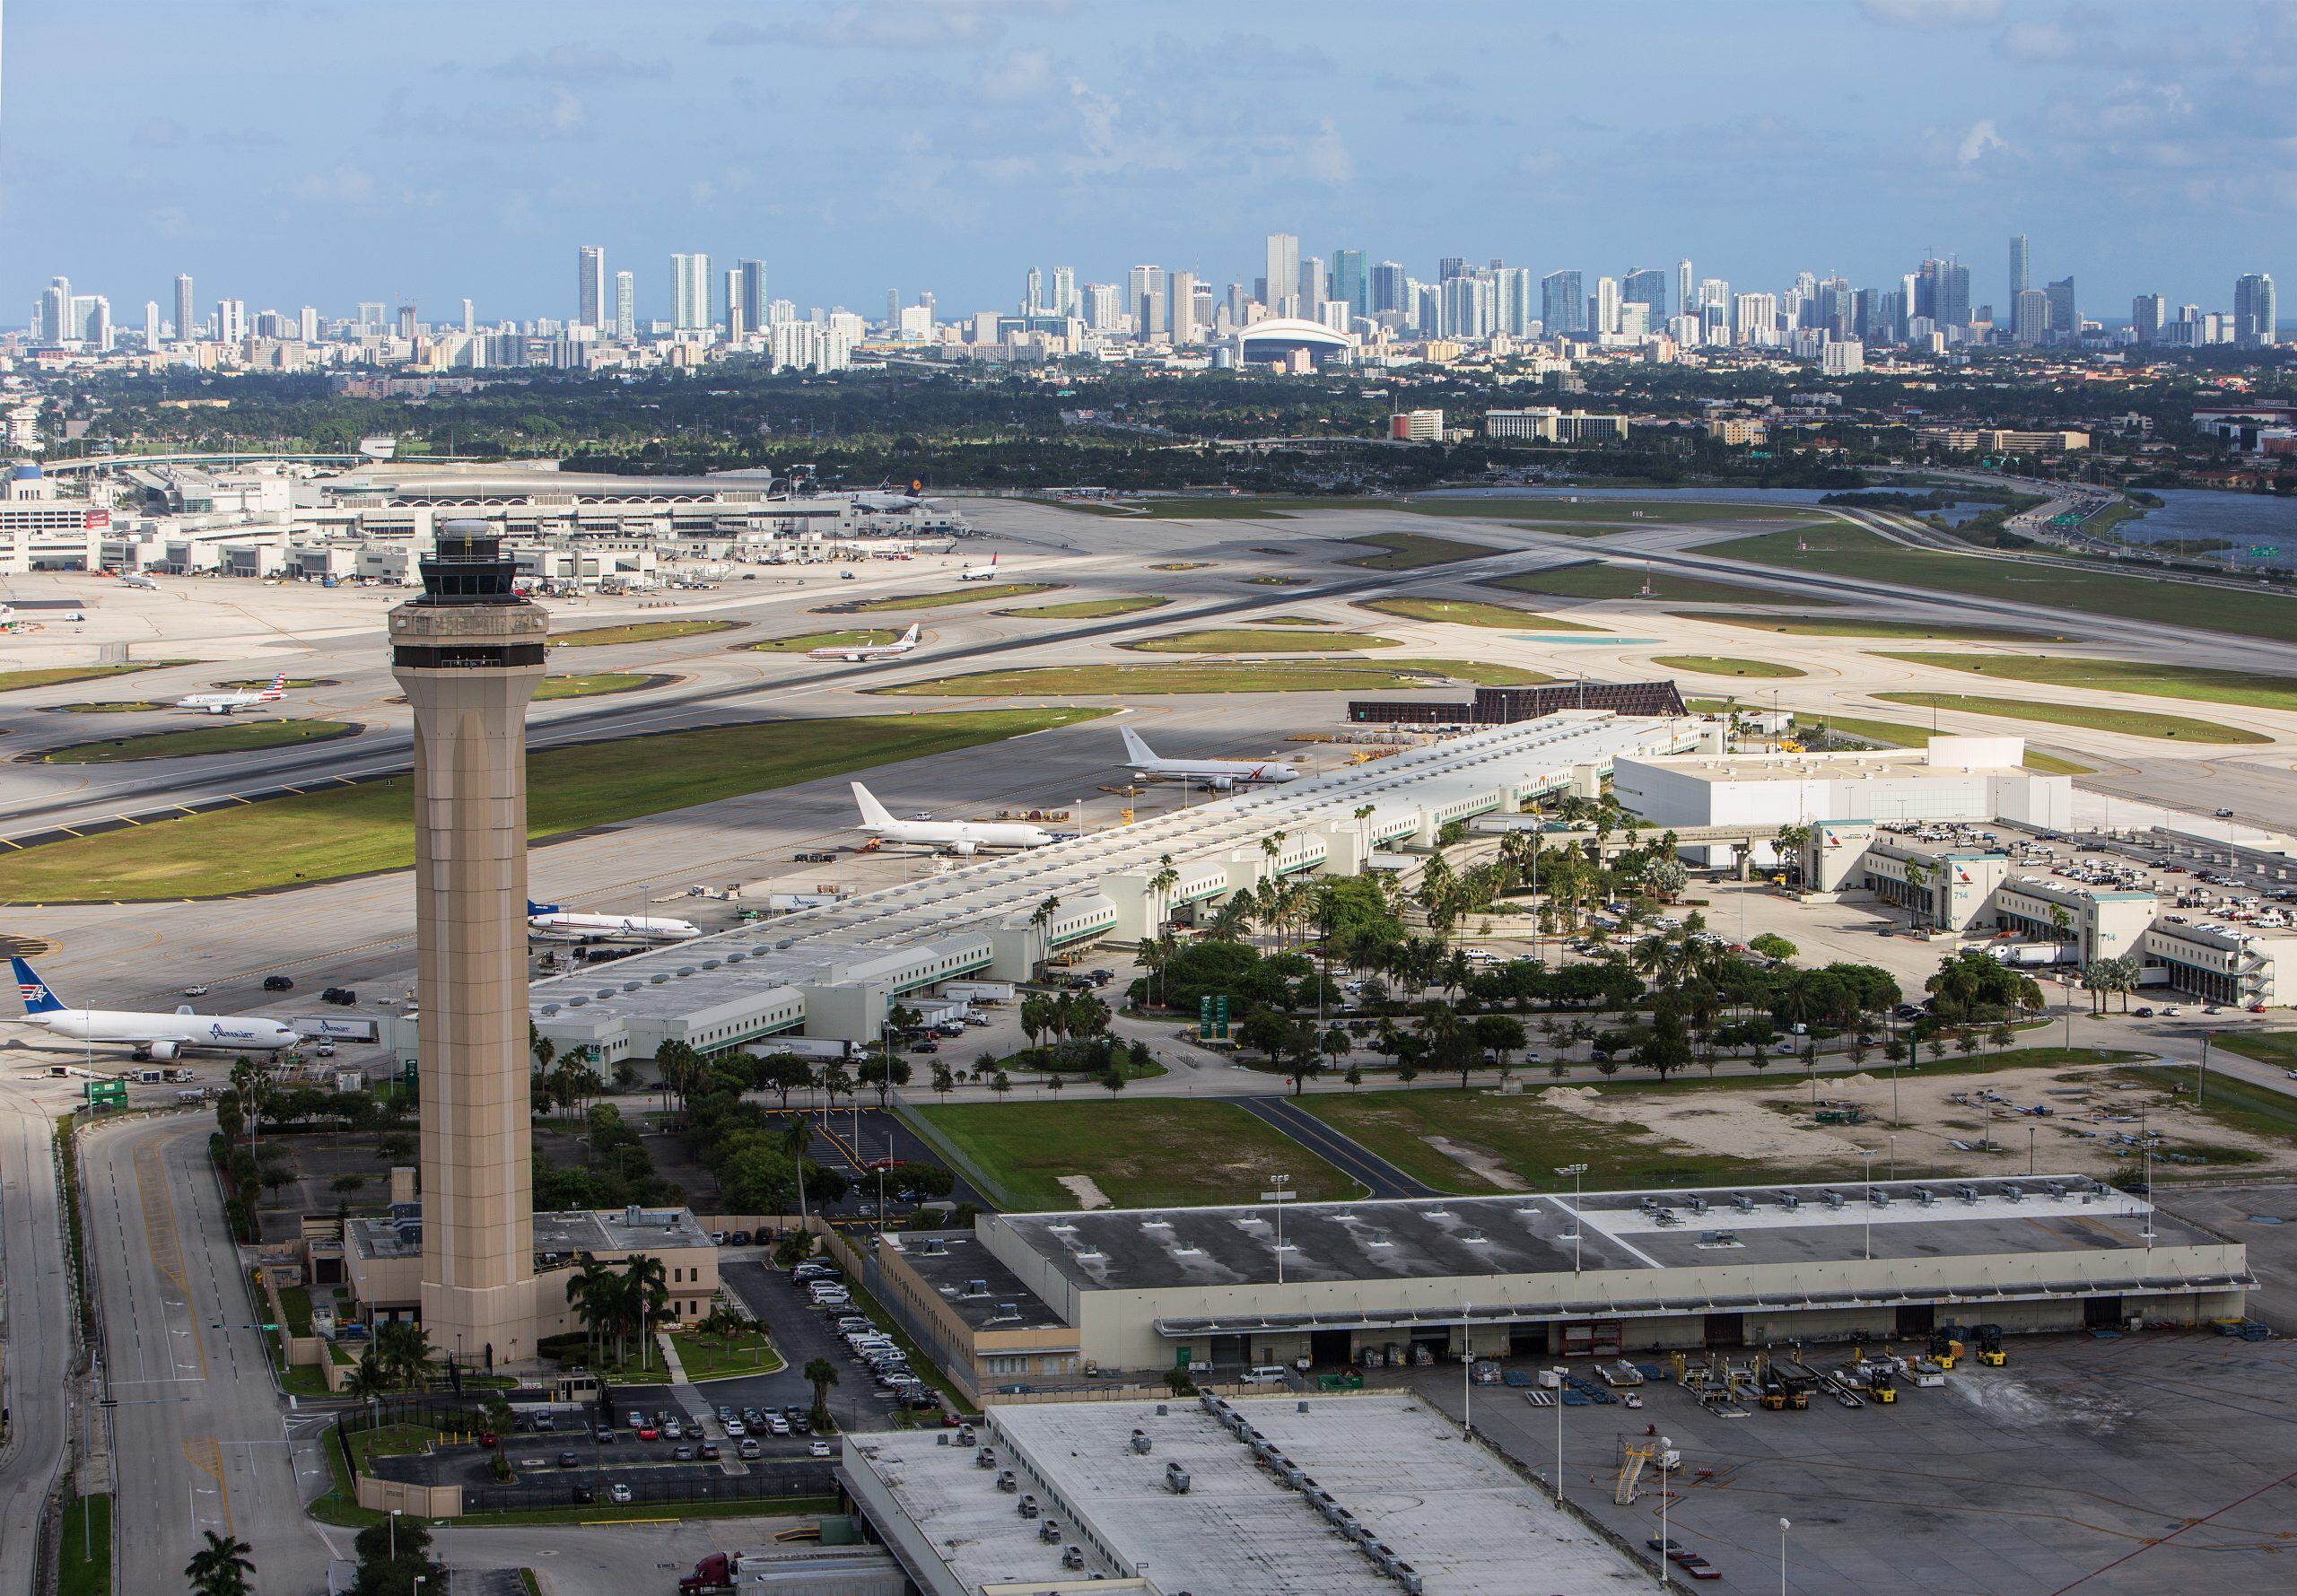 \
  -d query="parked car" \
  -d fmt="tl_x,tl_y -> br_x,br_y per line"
723,1418 -> 746,1437
738,1438 -> 762,1460
674,1445 -> 695,1461
181,984 -> 210,998
697,1441 -> 720,1460
609,1484 -> 633,1504
557,1452 -> 579,1469
808,1440 -> 832,1458
263,975 -> 295,991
